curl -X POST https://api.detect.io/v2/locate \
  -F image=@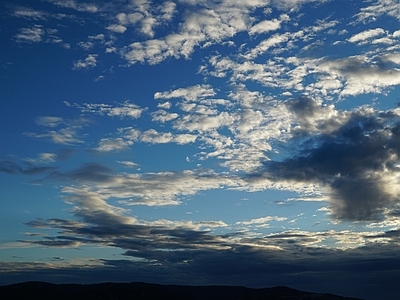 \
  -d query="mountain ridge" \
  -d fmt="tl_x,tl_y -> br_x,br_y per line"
0,281 -> 363,299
